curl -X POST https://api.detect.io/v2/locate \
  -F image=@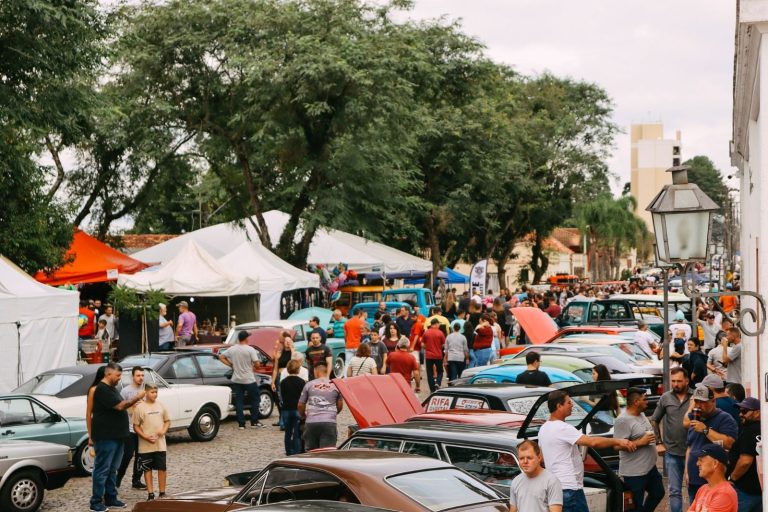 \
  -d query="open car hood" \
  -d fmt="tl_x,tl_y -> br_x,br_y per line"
332,374 -> 424,428
516,380 -> 627,439
510,307 -> 559,344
